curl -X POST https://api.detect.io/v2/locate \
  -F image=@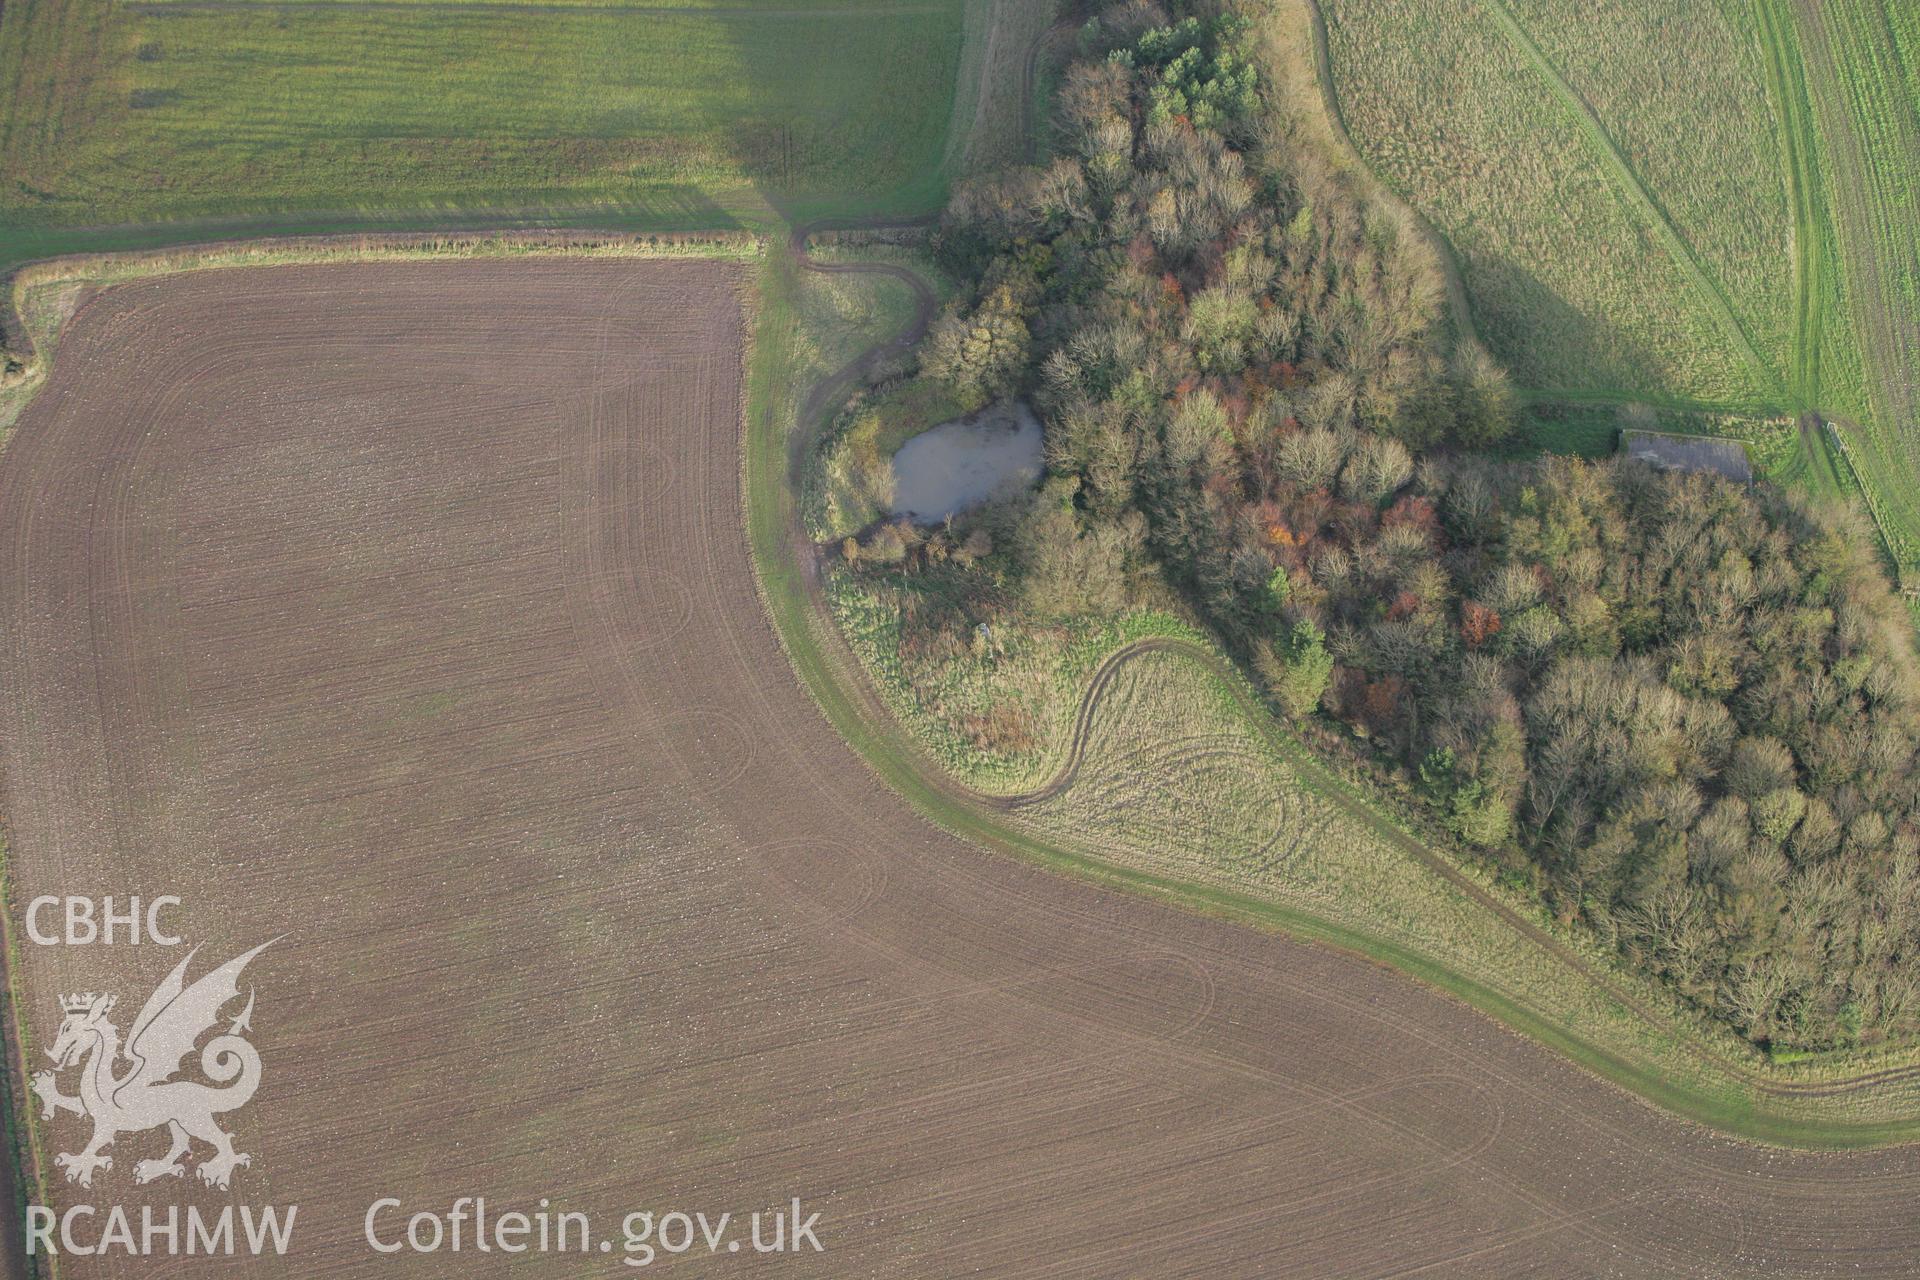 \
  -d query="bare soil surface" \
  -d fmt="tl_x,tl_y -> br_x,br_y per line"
1,261 -> 1918,1276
